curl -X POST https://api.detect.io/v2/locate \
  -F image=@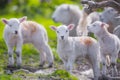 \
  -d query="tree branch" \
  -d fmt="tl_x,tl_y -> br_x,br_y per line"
81,0 -> 120,14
